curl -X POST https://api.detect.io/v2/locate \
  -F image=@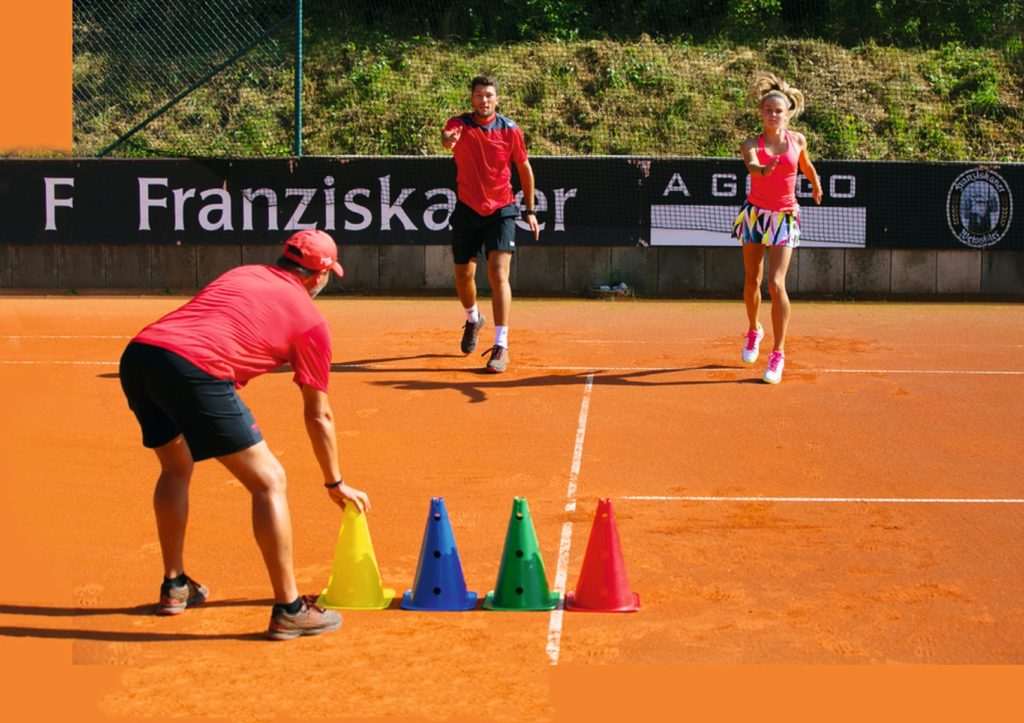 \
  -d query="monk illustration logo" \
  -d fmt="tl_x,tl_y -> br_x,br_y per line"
946,168 -> 1013,248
